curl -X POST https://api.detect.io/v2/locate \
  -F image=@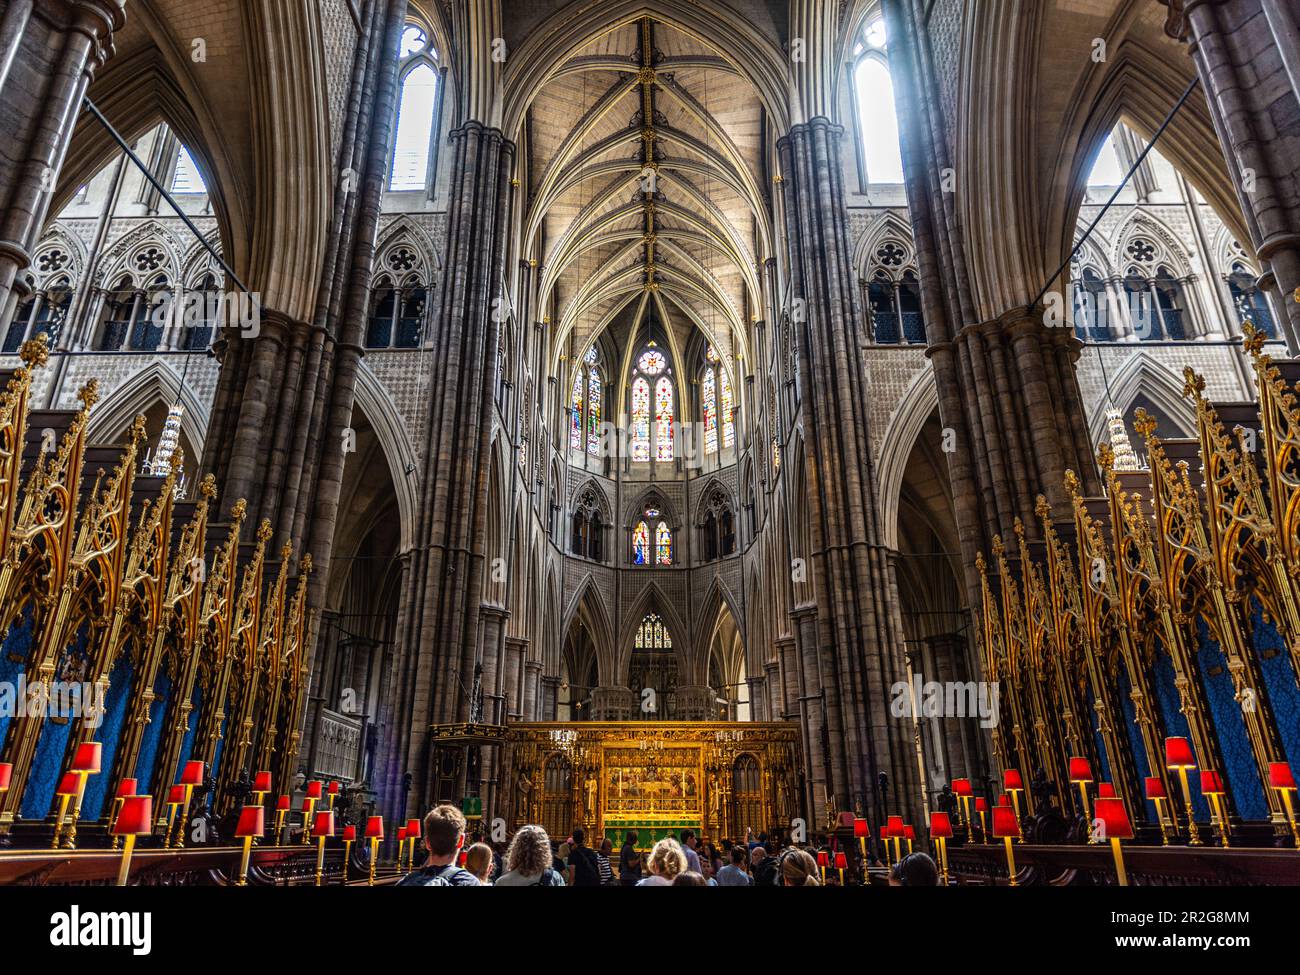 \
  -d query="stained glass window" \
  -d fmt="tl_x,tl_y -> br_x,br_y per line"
635,613 -> 672,650
570,370 -> 583,450
655,521 -> 672,565
631,377 -> 651,461
638,348 -> 666,375
655,376 -> 674,461
584,345 -> 598,364
703,367 -> 718,455
586,369 -> 602,455
390,63 -> 438,191
632,520 -> 650,565
719,366 -> 734,449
